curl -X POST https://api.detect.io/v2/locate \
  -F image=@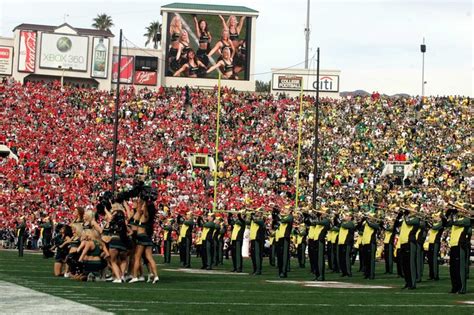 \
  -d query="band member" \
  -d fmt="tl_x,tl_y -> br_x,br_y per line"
312,209 -> 330,281
383,219 -> 396,274
275,207 -> 293,278
361,213 -> 380,280
416,219 -> 427,282
16,216 -> 27,257
328,225 -> 339,272
296,223 -> 307,268
178,212 -> 194,268
41,217 -> 53,258
447,206 -> 471,294
229,212 -> 246,272
306,212 -> 316,276
163,218 -> 173,264
394,206 -> 420,289
269,229 -> 276,267
199,213 -> 216,270
426,212 -> 445,280
215,217 -> 226,266
338,211 -> 355,277
249,211 -> 265,275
